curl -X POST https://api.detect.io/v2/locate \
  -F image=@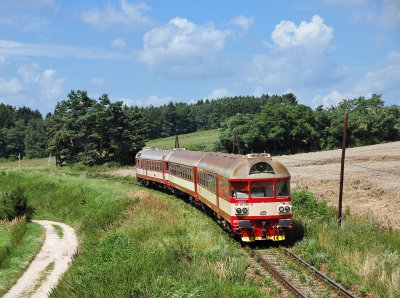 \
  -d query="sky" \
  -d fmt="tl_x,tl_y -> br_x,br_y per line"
0,0 -> 399,116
